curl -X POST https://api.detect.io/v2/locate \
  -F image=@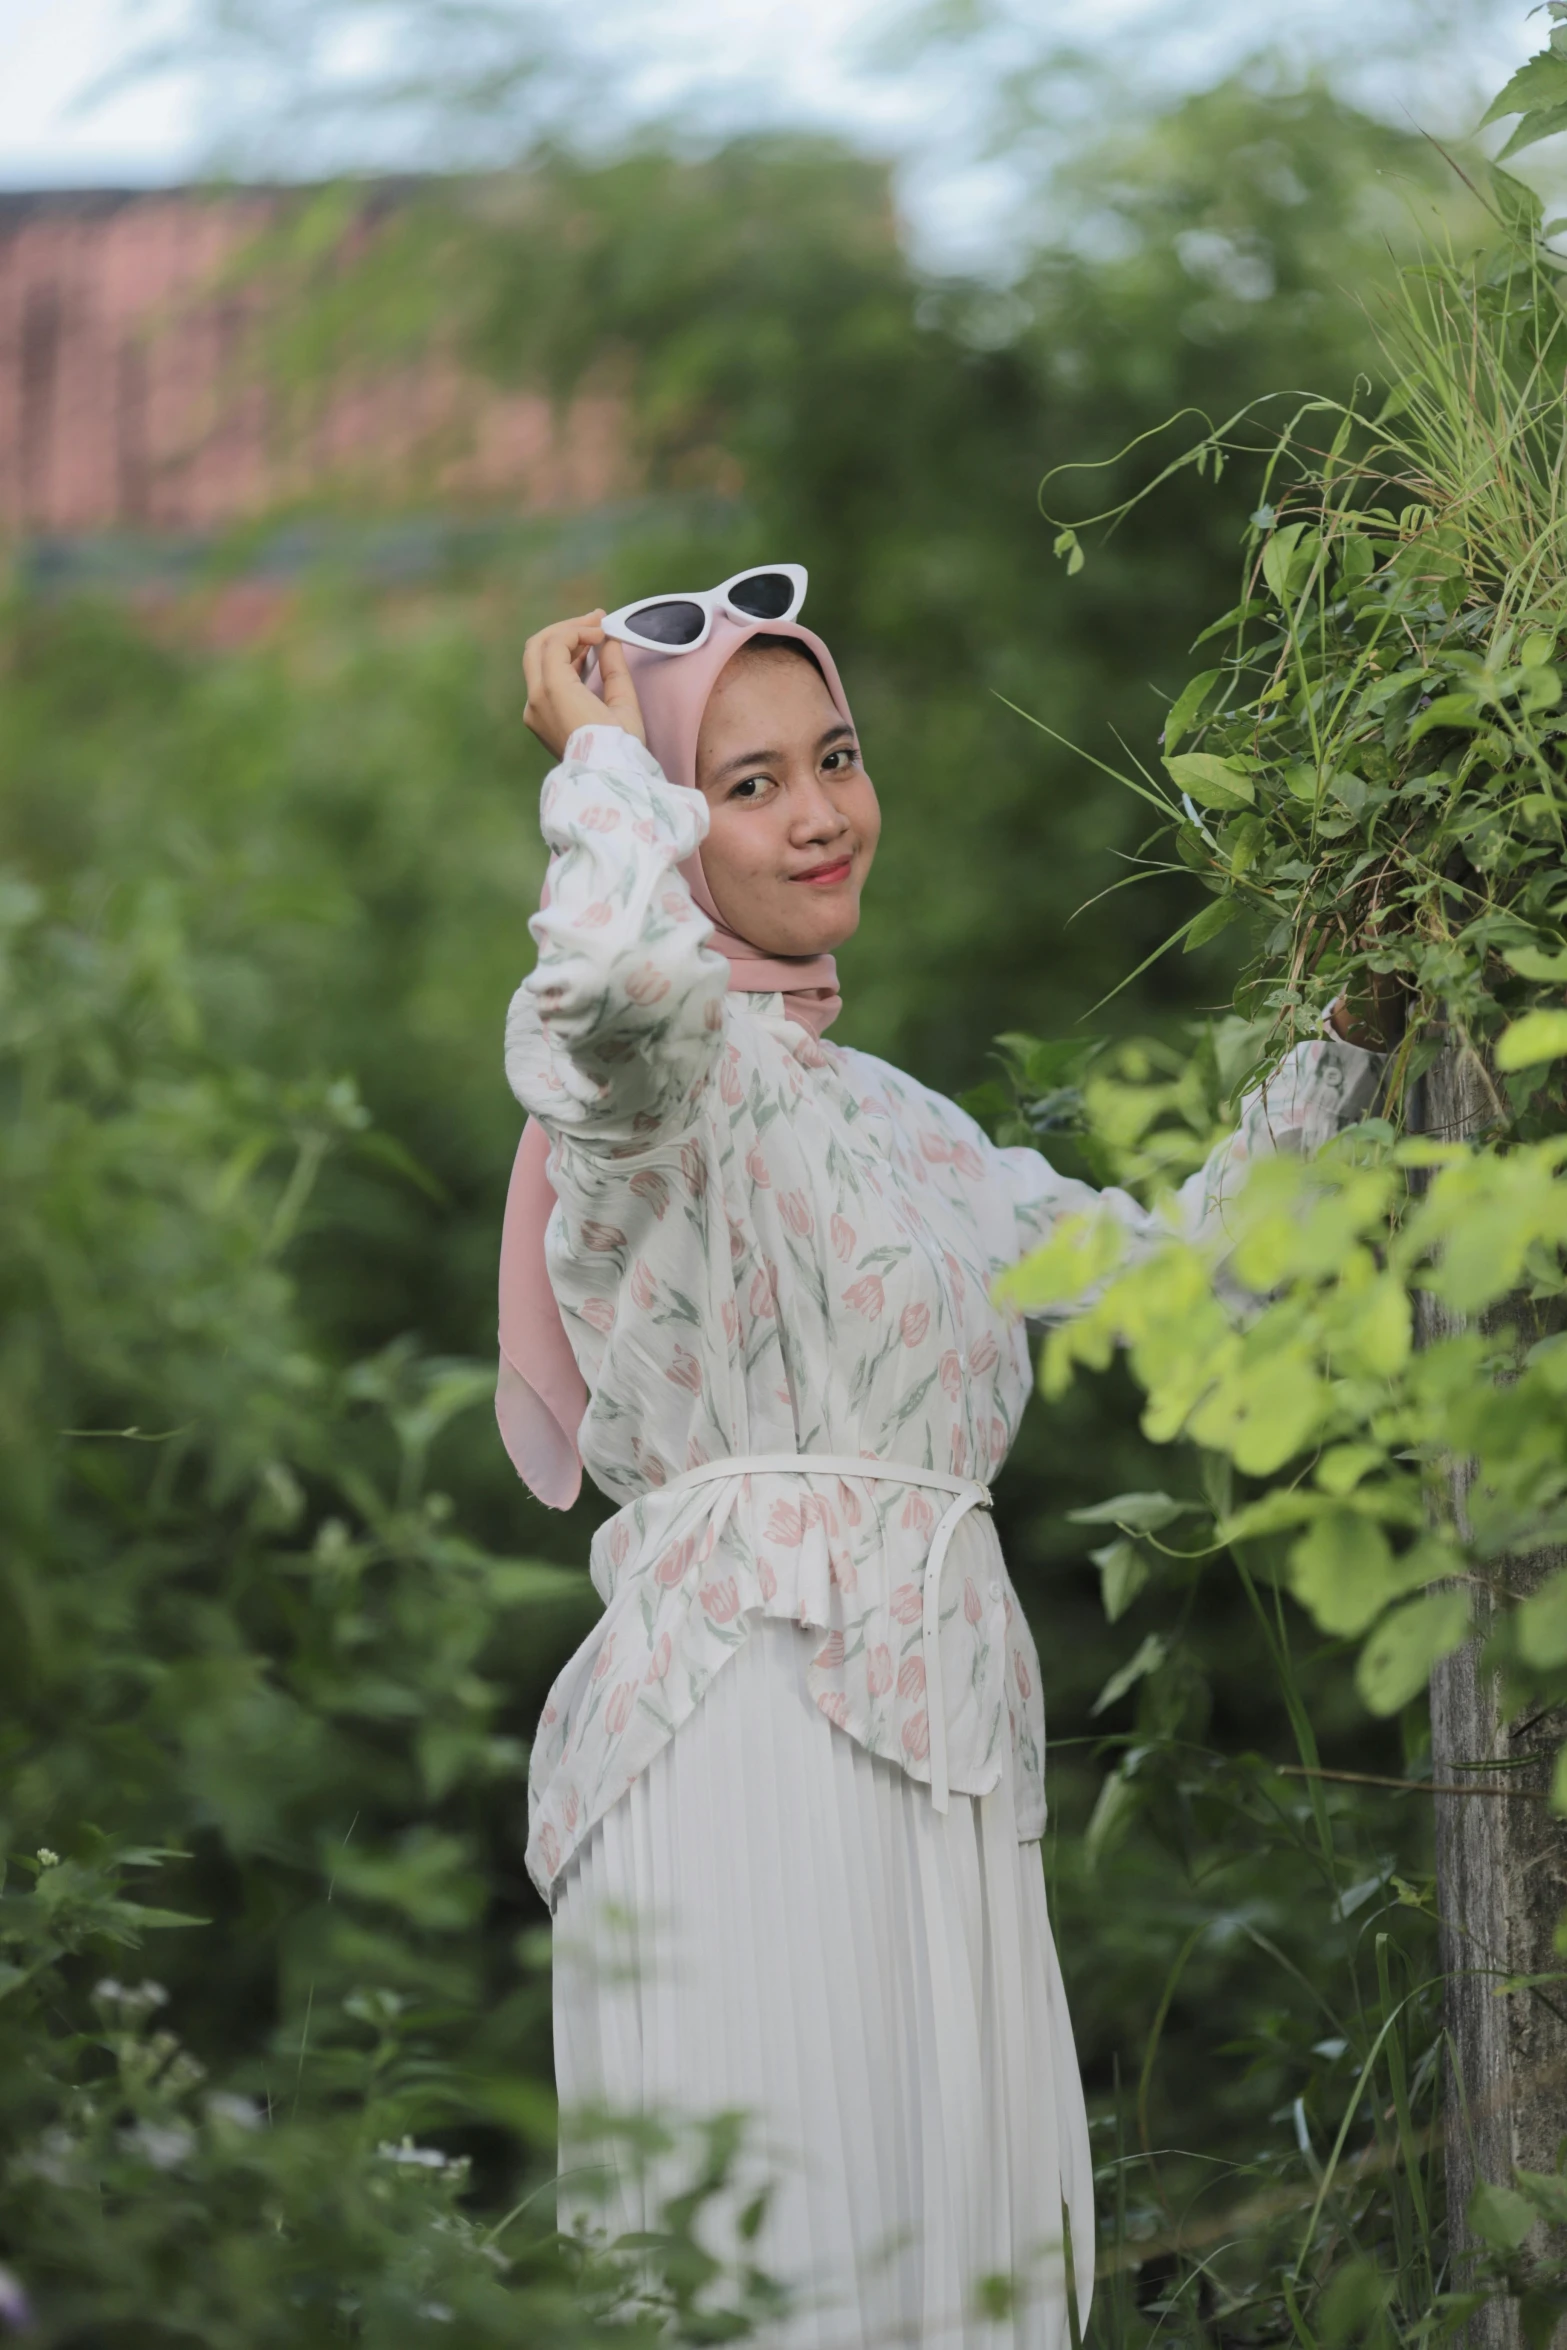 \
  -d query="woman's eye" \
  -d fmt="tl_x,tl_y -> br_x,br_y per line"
823,747 -> 859,774
731,774 -> 769,802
